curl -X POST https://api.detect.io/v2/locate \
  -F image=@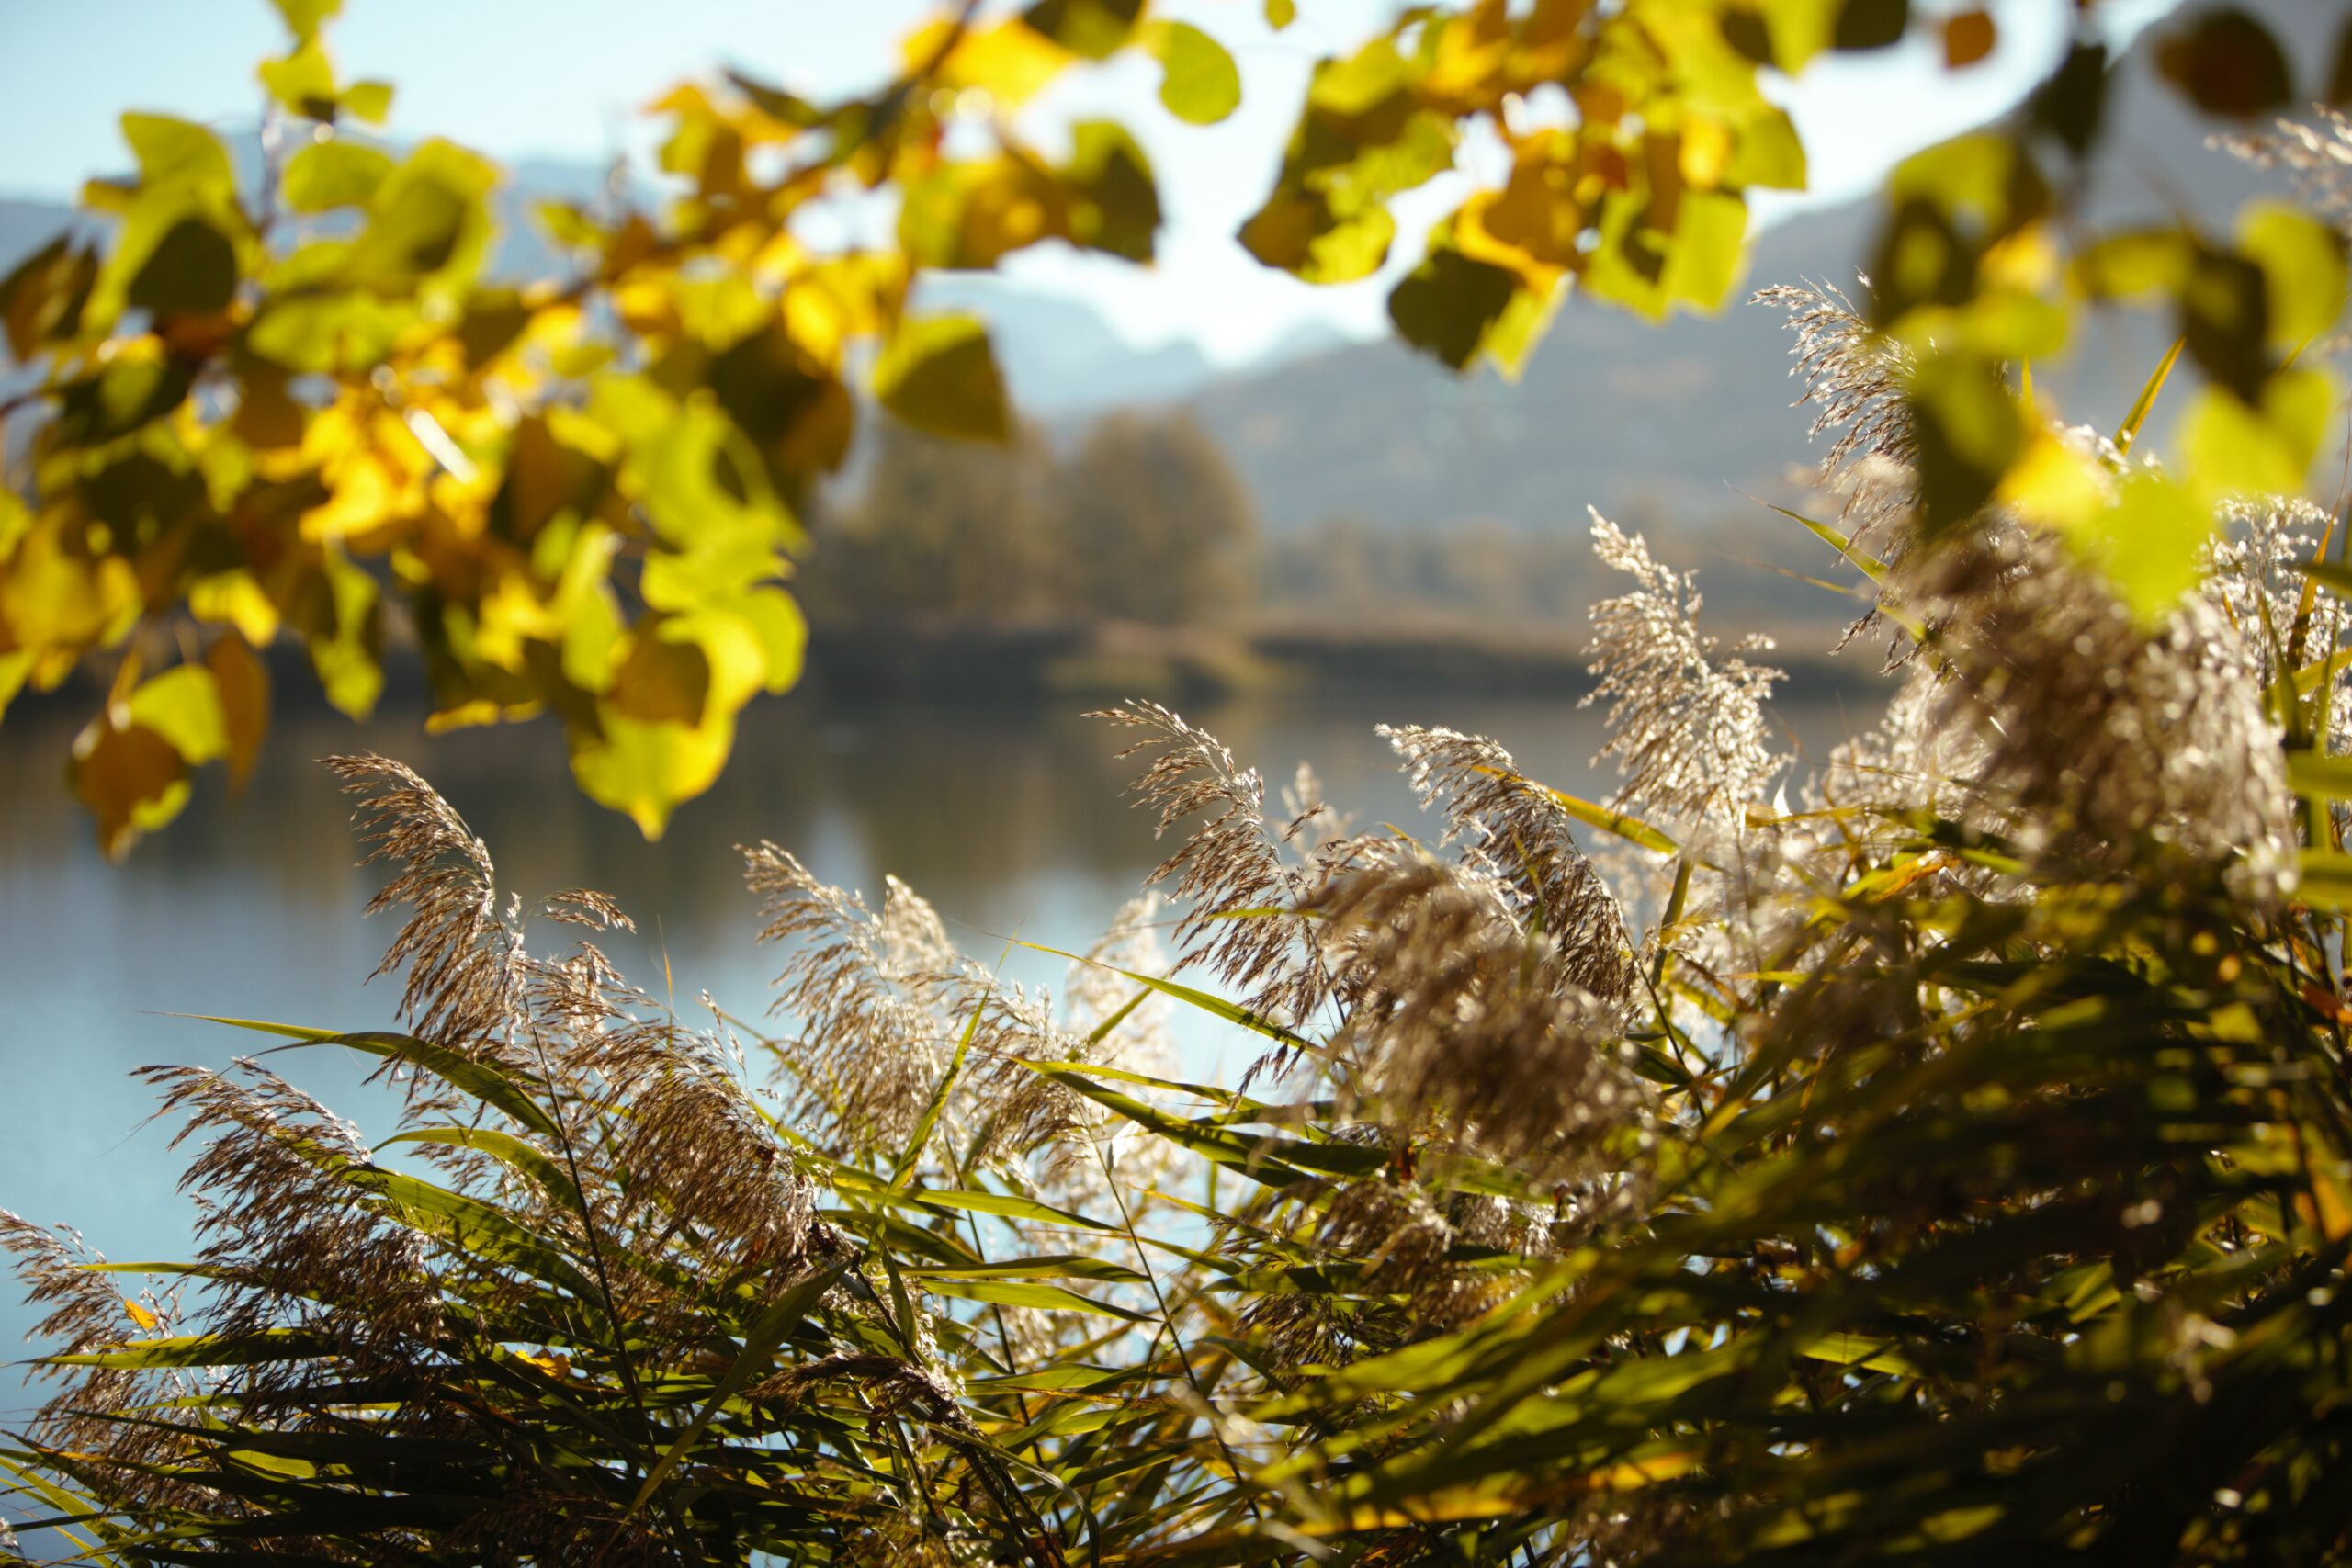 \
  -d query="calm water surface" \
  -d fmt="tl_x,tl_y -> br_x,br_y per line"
0,684 -> 1874,1410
